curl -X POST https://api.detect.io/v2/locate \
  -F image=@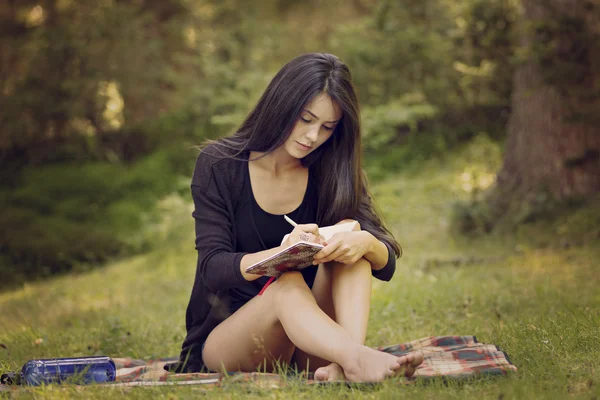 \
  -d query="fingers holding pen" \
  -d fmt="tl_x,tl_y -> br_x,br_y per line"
297,223 -> 319,237
286,224 -> 327,246
283,216 -> 327,245
298,224 -> 327,245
